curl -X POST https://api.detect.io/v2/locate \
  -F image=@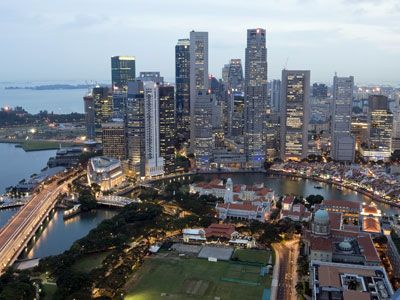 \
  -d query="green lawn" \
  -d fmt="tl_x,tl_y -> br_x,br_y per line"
71,251 -> 110,273
21,140 -> 73,151
42,282 -> 57,300
232,249 -> 273,266
124,256 -> 271,300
